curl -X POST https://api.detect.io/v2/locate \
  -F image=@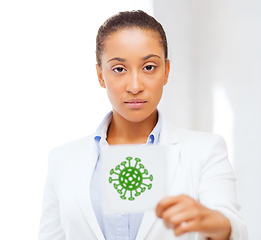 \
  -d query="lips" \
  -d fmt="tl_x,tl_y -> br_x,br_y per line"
124,98 -> 147,104
124,99 -> 147,109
